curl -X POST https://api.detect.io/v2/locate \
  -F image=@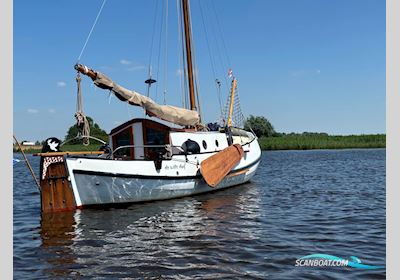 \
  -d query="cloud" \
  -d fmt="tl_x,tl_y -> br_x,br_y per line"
127,65 -> 146,71
120,59 -> 132,65
316,69 -> 321,74
119,59 -> 145,71
48,109 -> 56,113
57,81 -> 67,87
27,108 -> 39,114
113,121 -> 122,125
